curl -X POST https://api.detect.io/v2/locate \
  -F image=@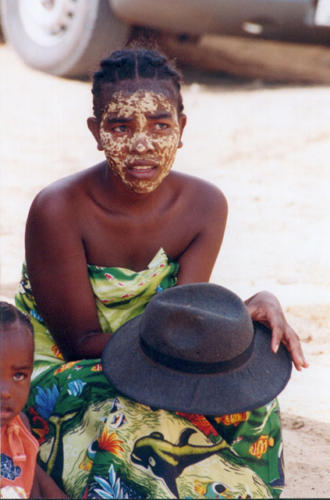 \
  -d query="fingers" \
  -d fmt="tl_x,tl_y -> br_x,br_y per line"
252,297 -> 309,370
270,326 -> 282,354
272,324 -> 309,371
283,327 -> 309,371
